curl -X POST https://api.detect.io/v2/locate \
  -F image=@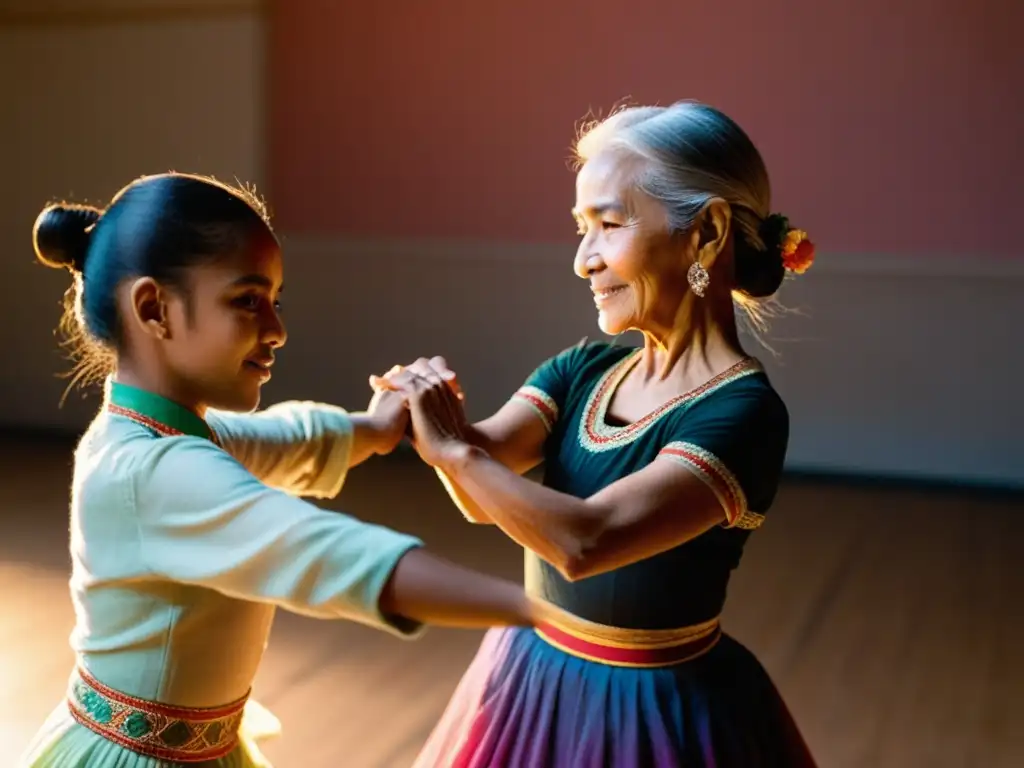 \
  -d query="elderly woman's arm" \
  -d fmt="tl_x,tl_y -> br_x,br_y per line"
372,356 -> 554,524
433,402 -> 549,523
389,368 -> 788,581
